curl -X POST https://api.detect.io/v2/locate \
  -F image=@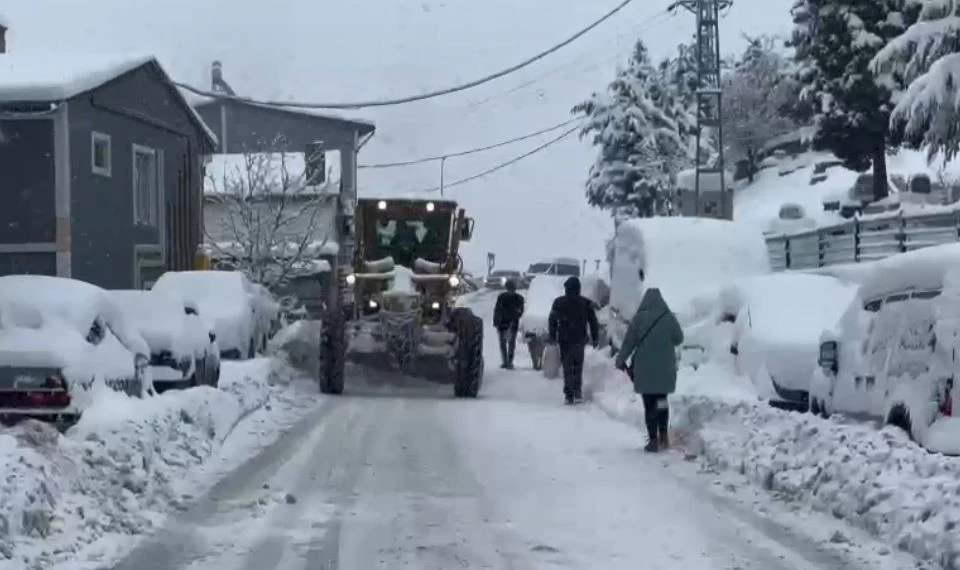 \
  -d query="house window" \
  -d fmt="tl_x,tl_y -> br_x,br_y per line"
91,132 -> 111,177
133,145 -> 159,226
